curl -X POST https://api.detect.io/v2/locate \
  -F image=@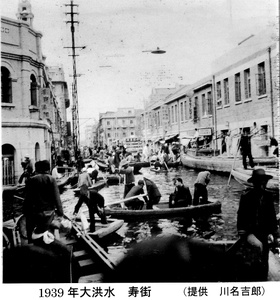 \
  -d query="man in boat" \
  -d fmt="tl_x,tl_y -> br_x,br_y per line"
169,178 -> 192,208
78,167 -> 93,189
23,160 -> 64,244
238,130 -> 254,169
118,159 -> 135,198
193,171 -> 211,206
73,184 -> 107,232
236,168 -> 280,281
18,154 -> 34,184
86,161 -> 99,182
124,180 -> 148,210
144,177 -> 162,209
